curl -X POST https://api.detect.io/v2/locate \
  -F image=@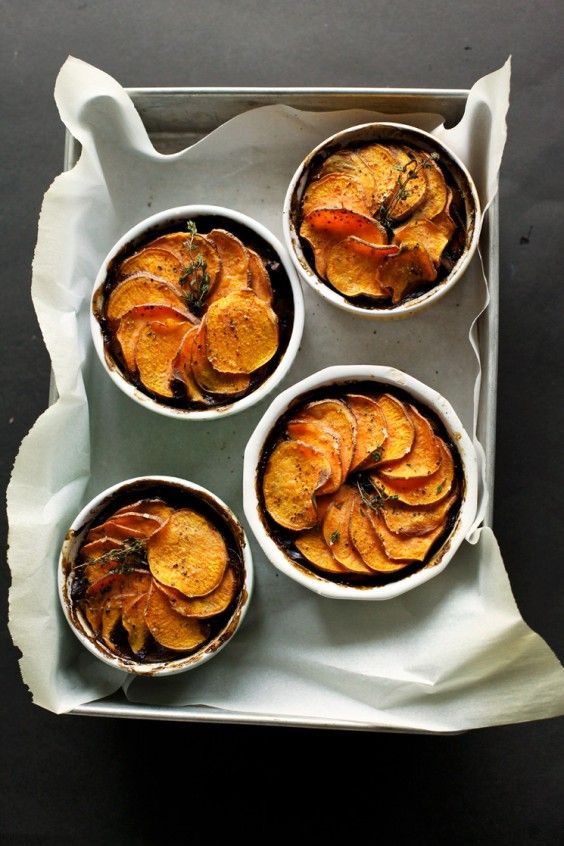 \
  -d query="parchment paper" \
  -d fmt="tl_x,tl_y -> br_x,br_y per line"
7,56 -> 564,728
